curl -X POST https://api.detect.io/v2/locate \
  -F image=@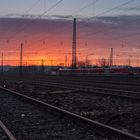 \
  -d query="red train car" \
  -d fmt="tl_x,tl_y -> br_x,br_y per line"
58,66 -> 134,75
